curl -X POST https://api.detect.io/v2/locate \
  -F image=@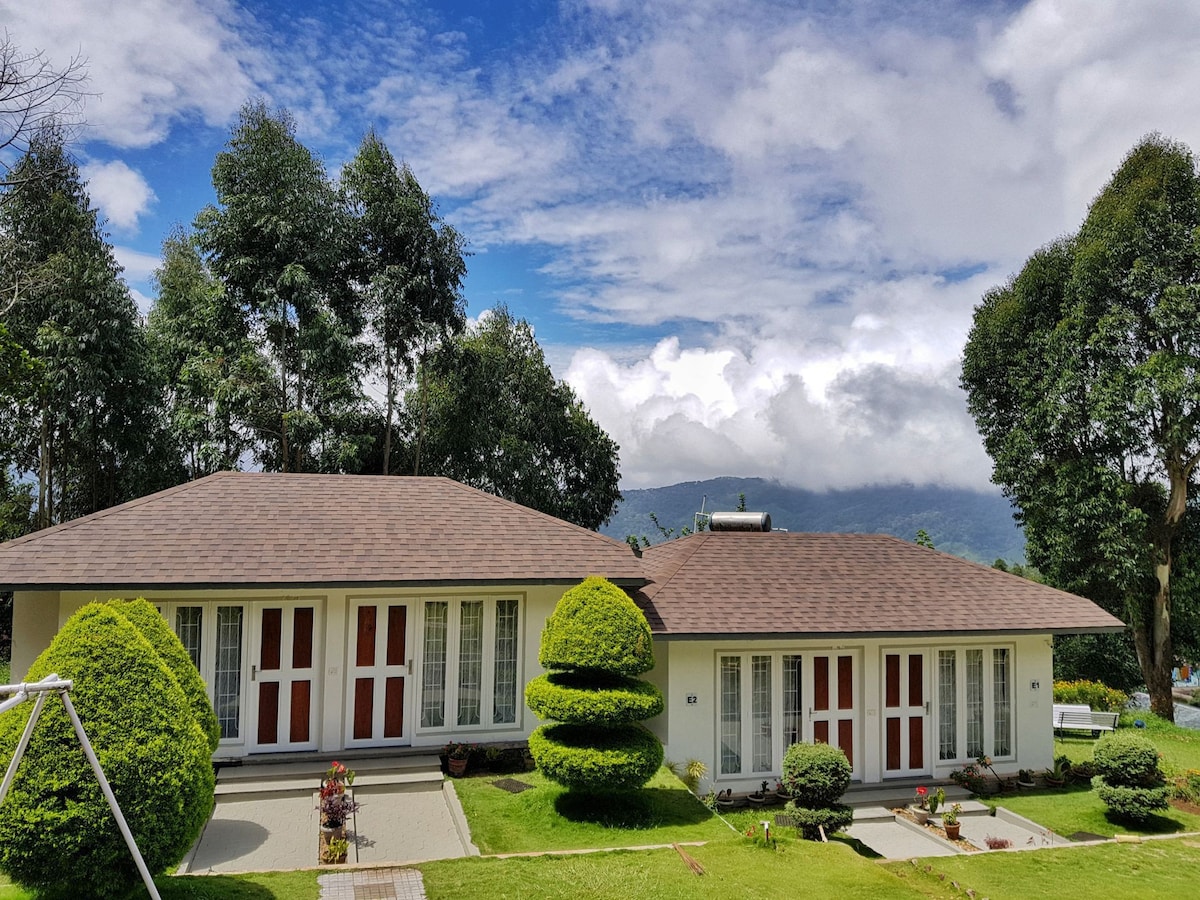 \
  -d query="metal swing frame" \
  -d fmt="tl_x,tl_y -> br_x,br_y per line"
0,674 -> 162,900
